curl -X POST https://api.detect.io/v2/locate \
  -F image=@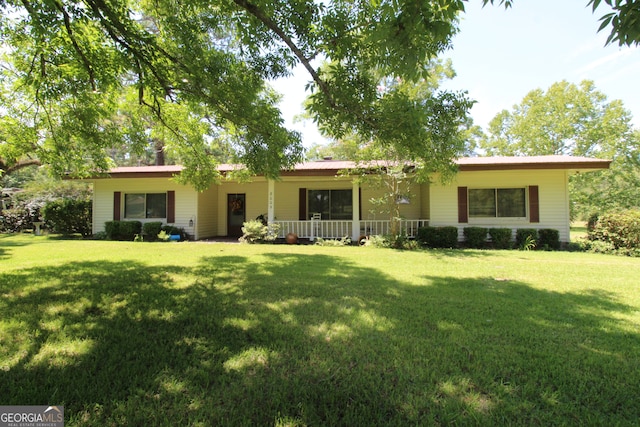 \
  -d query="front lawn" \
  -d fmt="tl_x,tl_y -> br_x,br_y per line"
1,234 -> 639,425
